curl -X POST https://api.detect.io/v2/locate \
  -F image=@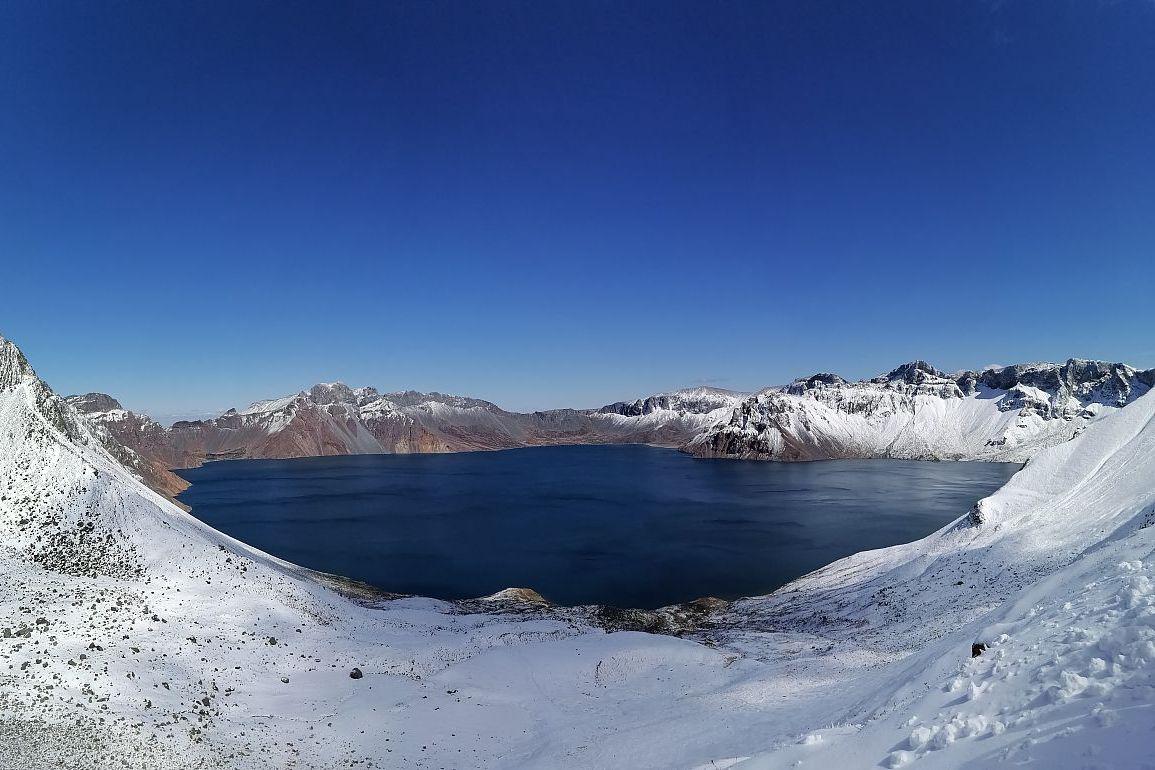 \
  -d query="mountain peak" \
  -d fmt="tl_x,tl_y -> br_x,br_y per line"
882,360 -> 945,384
307,381 -> 357,405
784,373 -> 849,394
0,334 -> 37,391
66,392 -> 125,413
